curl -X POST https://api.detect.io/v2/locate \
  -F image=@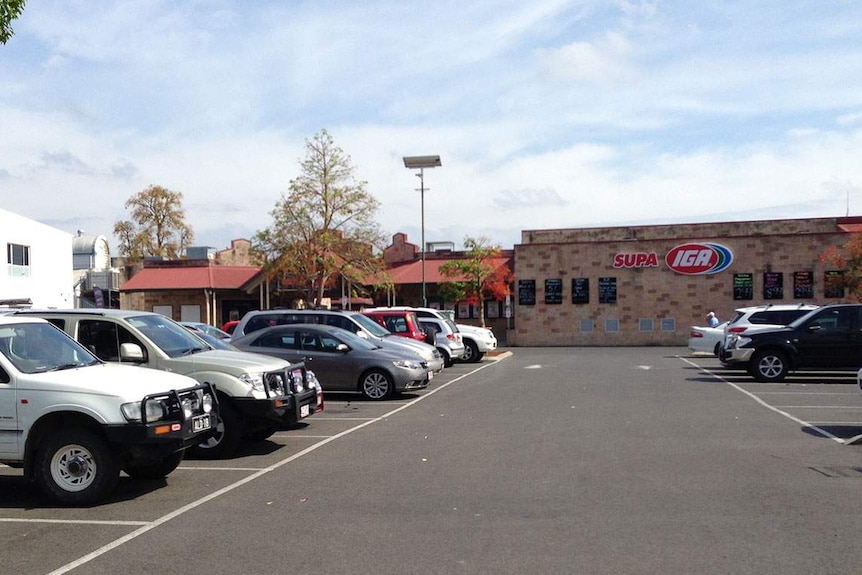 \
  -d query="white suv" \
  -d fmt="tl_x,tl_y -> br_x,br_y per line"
0,316 -> 217,504
719,303 -> 819,363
